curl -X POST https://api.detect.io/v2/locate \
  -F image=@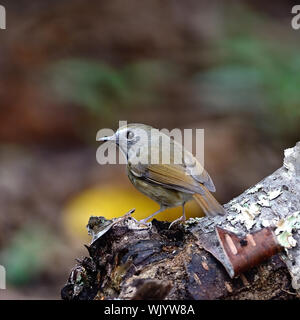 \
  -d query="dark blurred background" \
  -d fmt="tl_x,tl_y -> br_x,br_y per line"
0,0 -> 299,299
